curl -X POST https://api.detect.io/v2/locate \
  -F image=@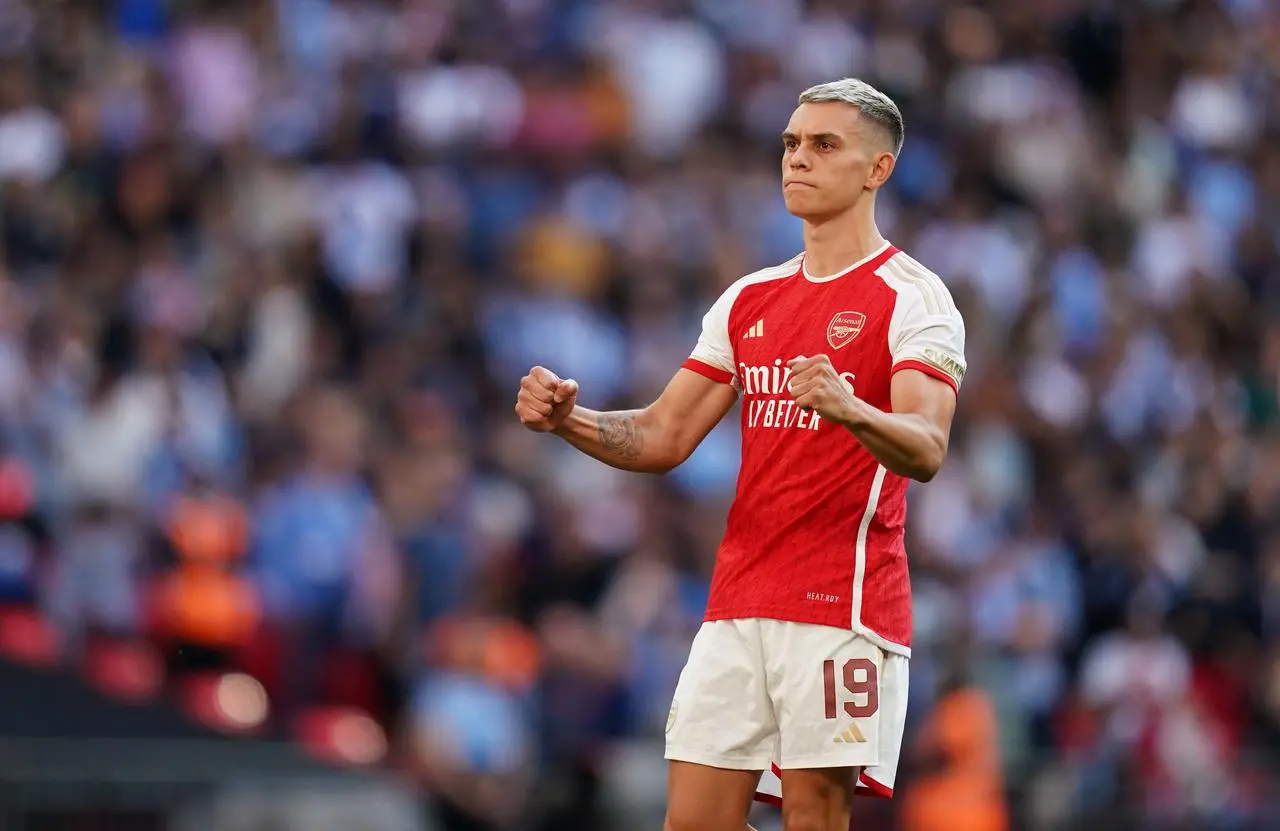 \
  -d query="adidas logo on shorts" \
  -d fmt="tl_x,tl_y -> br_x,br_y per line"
833,723 -> 867,744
